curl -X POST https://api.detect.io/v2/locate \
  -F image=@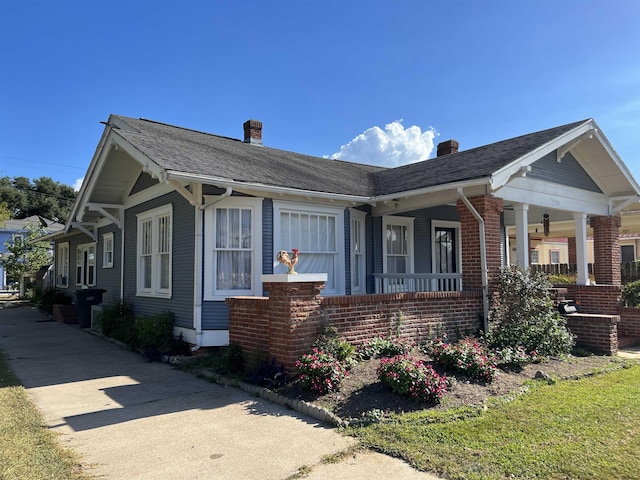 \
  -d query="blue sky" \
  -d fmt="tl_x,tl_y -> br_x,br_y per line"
1,1 -> 639,190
